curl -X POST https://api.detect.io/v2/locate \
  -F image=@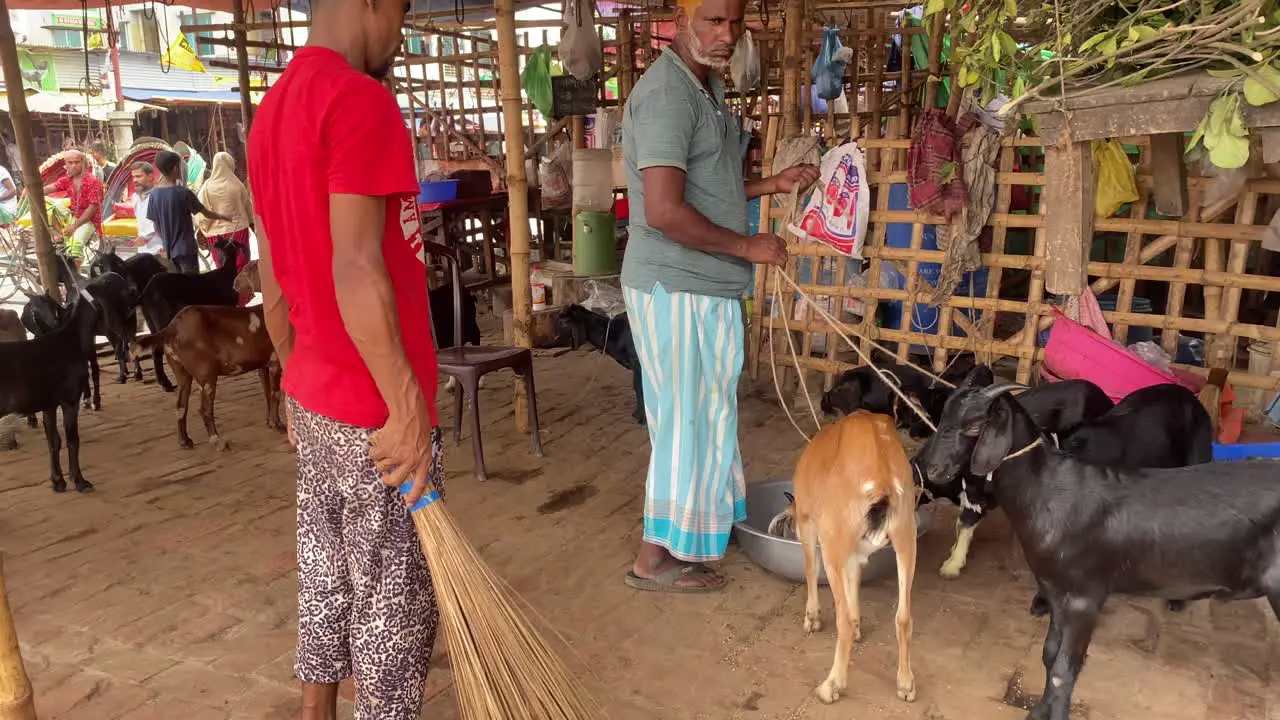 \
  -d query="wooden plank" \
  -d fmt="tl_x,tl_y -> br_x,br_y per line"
1036,96 -> 1280,144
1147,132 -> 1188,216
1043,140 -> 1093,296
